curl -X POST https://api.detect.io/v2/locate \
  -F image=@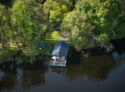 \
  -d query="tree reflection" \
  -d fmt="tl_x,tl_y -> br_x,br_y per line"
65,55 -> 118,82
21,70 -> 46,89
0,67 -> 47,91
0,71 -> 16,91
82,56 -> 117,81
